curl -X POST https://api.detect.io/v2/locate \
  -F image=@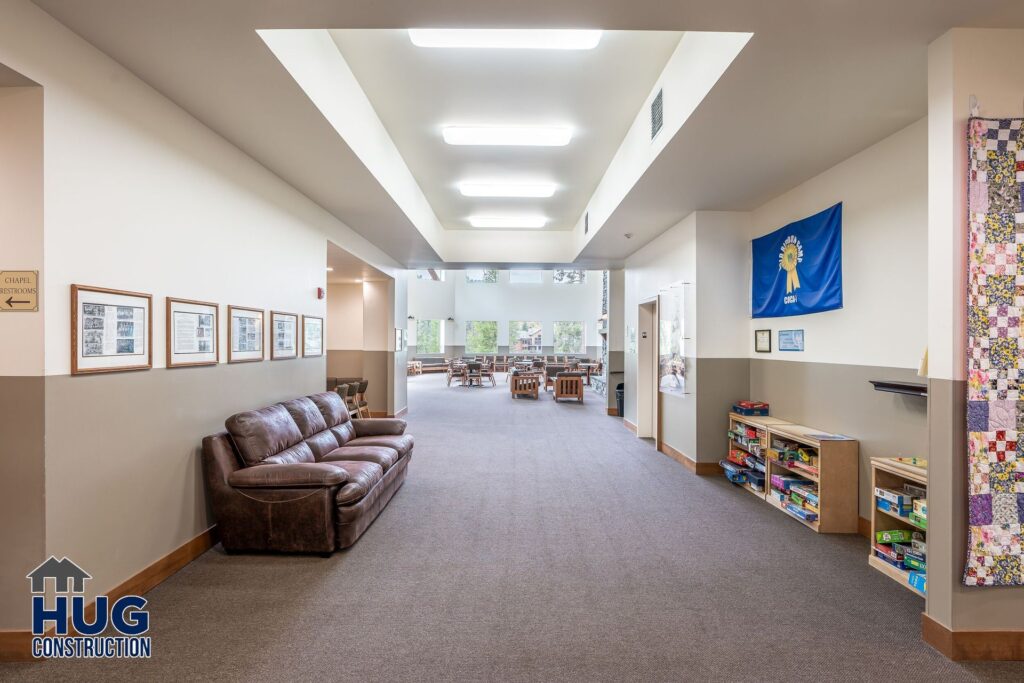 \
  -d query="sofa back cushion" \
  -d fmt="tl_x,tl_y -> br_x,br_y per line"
308,392 -> 356,445
282,397 -> 341,460
225,404 -> 313,466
